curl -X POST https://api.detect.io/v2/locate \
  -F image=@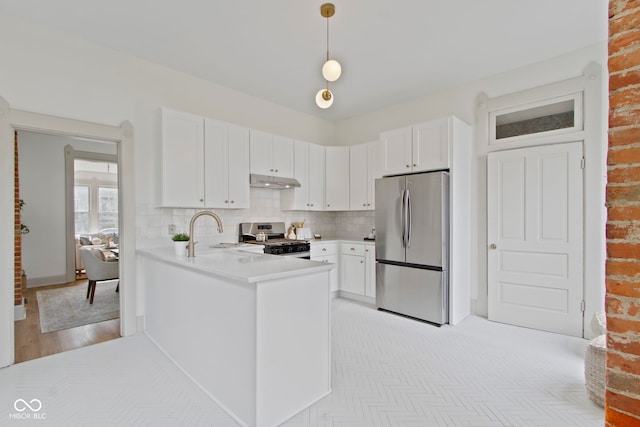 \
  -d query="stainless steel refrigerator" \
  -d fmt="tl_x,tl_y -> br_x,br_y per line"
375,171 -> 449,325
